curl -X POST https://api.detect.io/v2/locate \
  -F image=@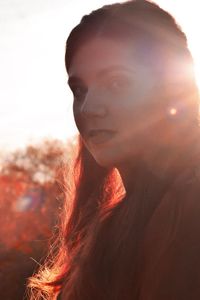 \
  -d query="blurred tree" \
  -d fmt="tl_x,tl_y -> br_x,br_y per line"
0,138 -> 76,300
1,139 -> 72,182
